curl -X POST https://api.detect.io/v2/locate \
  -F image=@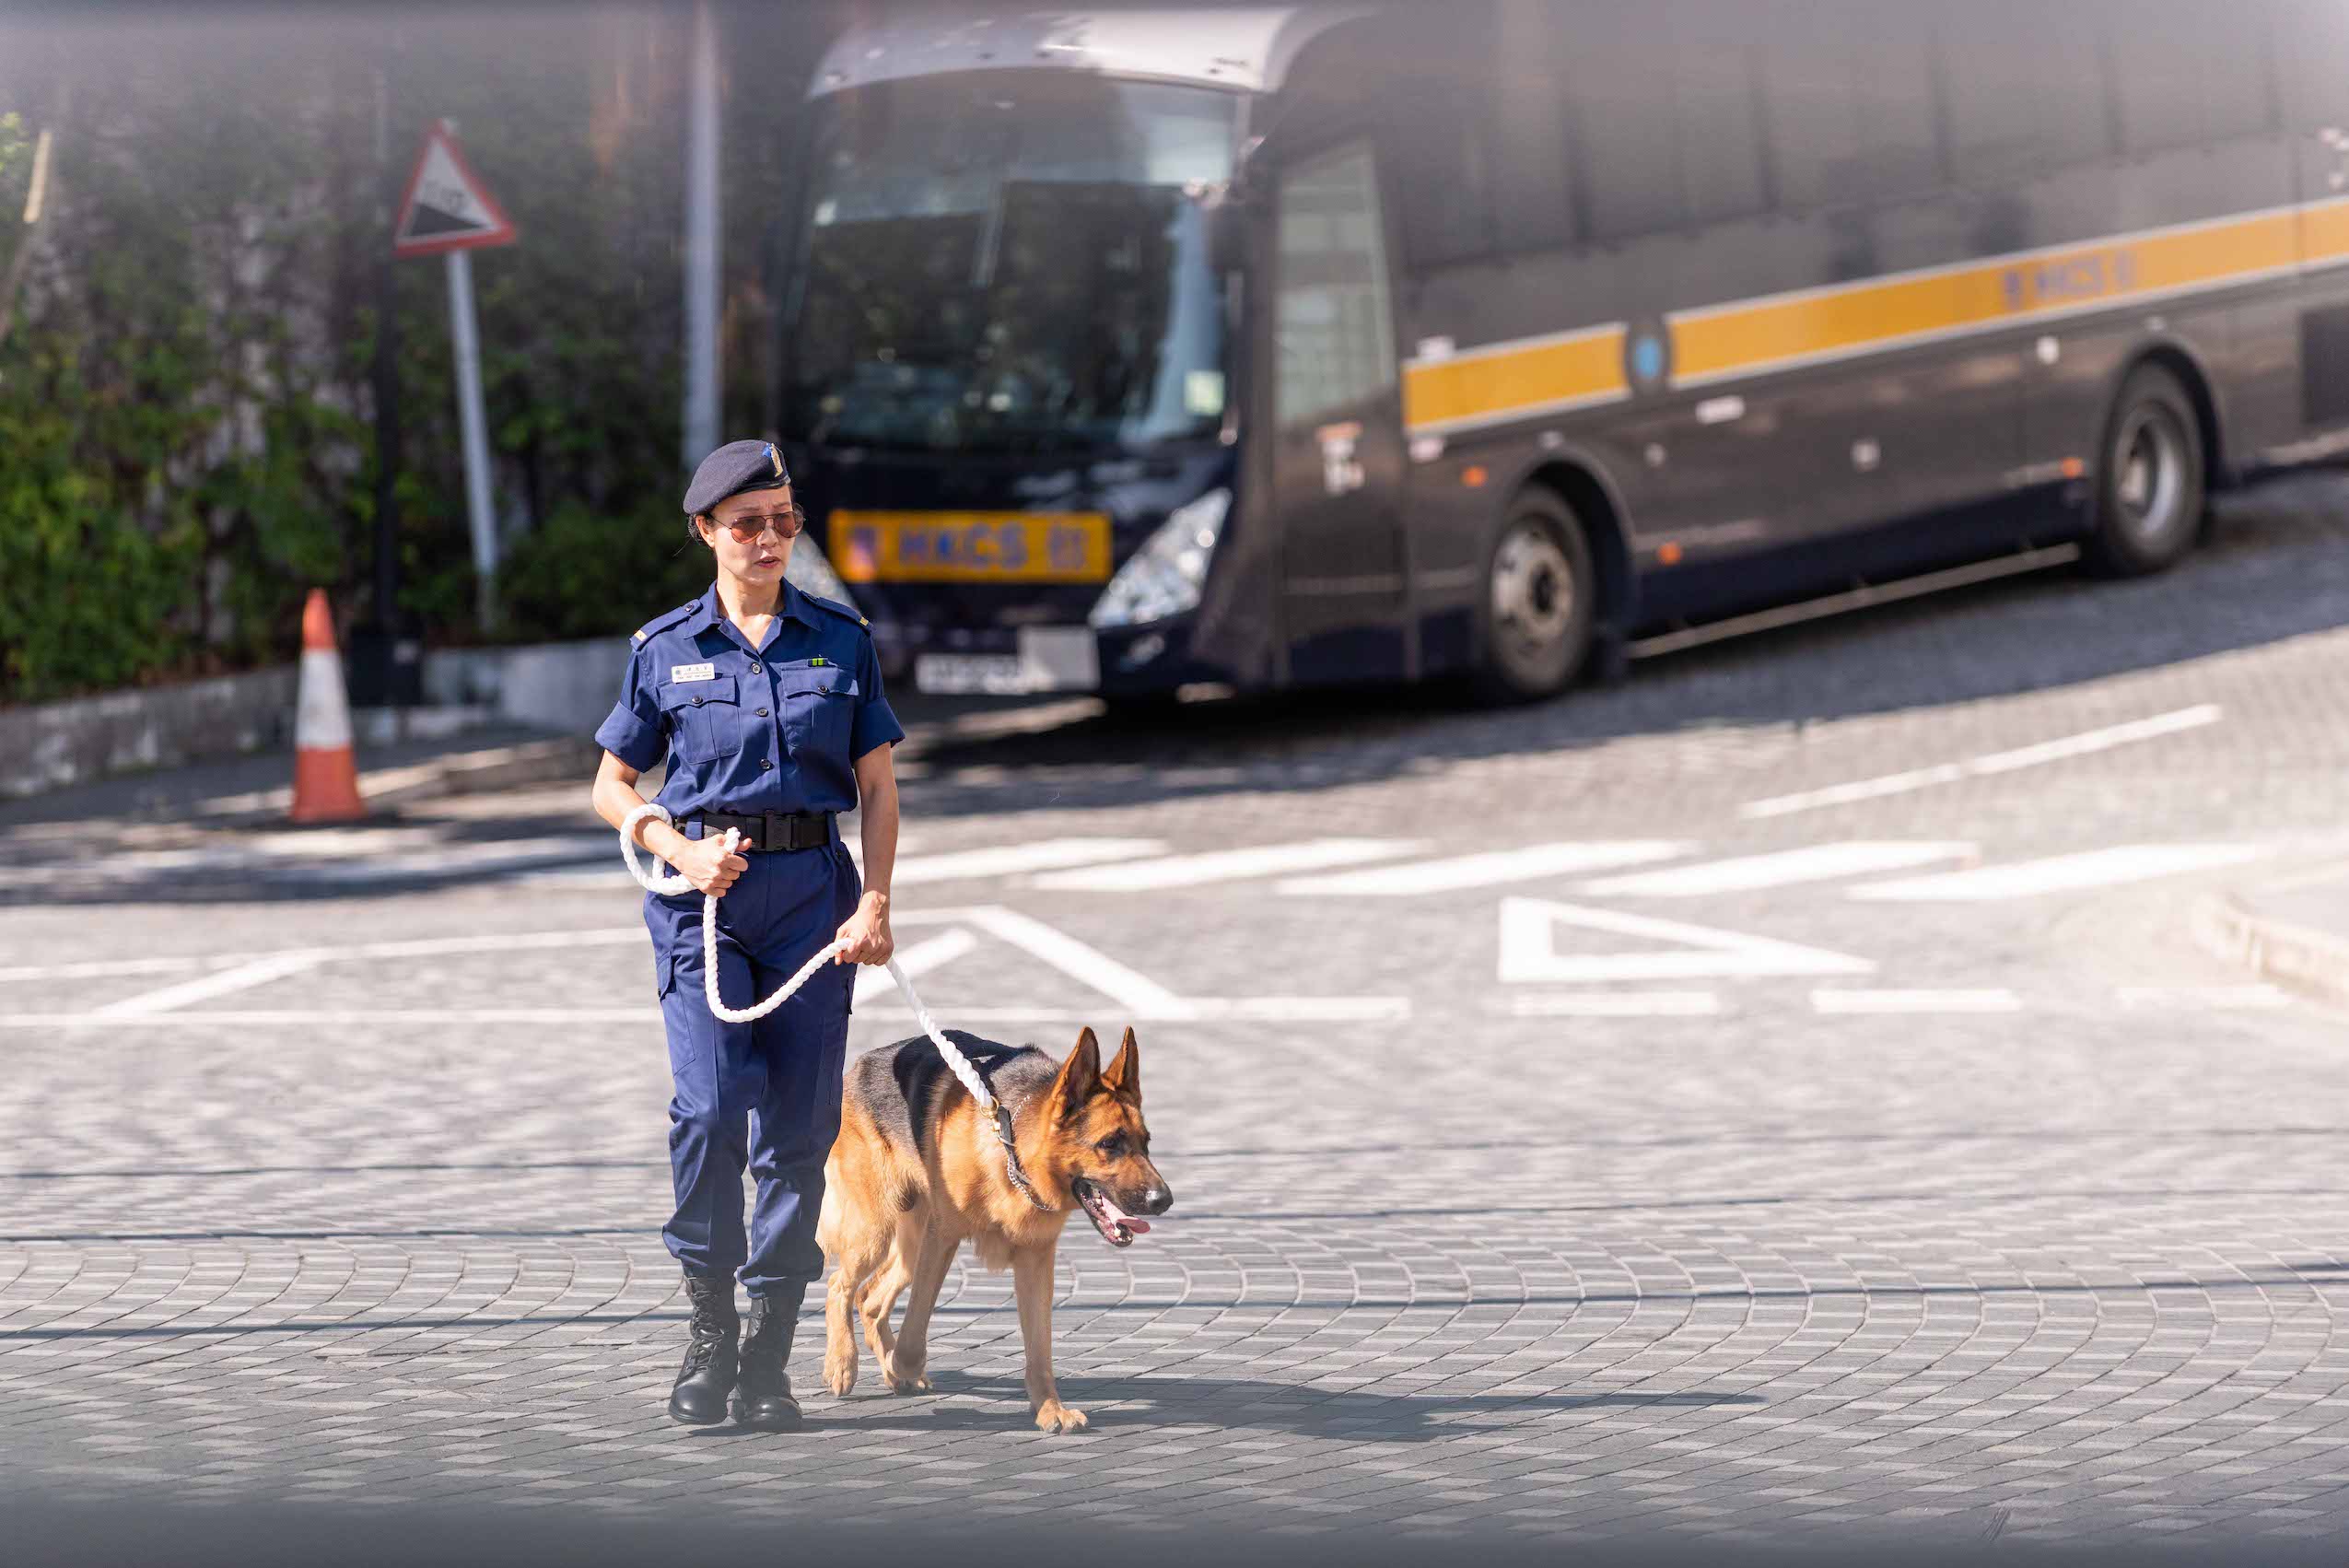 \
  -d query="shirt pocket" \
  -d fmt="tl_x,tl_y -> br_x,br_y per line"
775,663 -> 852,762
656,674 -> 743,762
